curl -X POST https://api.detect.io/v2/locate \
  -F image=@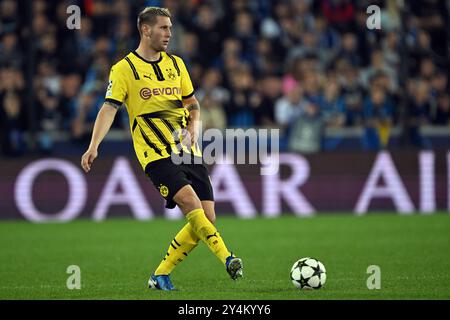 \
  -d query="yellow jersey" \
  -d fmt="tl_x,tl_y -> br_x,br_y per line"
105,51 -> 201,171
